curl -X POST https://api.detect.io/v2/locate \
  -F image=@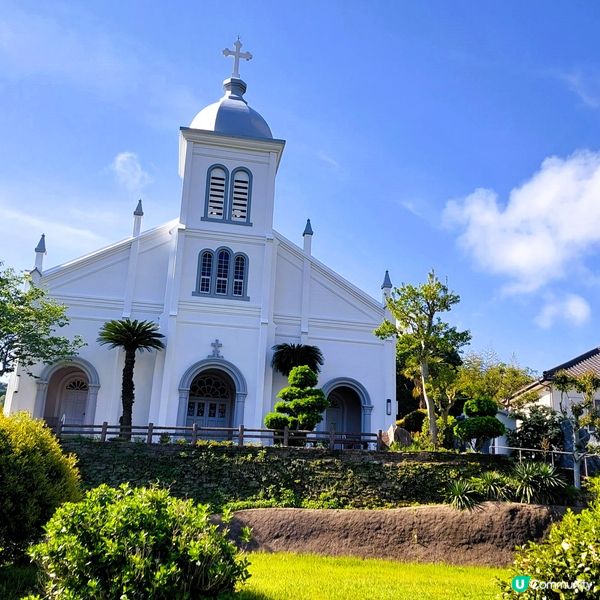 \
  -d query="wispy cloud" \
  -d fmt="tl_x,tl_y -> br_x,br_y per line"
0,5 -> 199,128
444,150 -> 600,295
555,68 -> 600,109
317,150 -> 339,169
111,152 -> 152,195
535,294 -> 591,329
